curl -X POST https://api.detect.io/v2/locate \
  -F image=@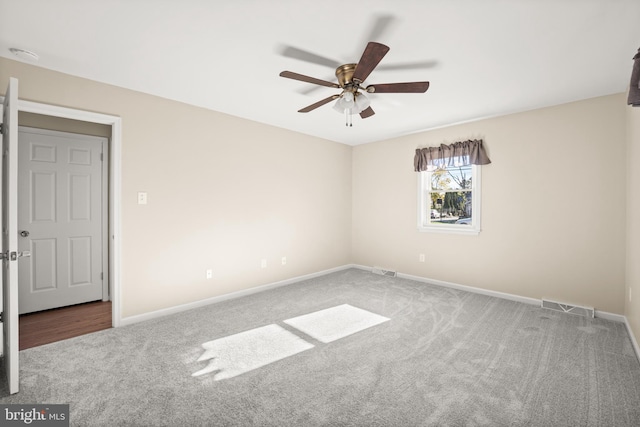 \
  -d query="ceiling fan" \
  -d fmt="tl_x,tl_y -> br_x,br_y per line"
279,42 -> 430,126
